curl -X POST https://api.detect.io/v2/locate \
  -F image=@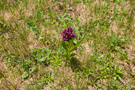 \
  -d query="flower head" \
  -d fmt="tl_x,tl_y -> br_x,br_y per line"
62,27 -> 75,41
